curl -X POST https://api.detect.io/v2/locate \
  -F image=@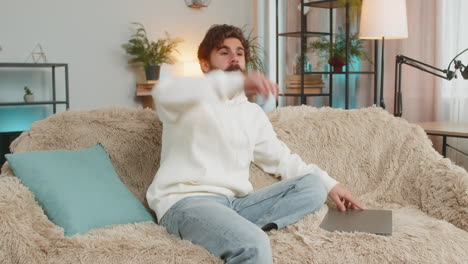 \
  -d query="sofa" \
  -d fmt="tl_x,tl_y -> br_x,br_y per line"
1,105 -> 467,264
